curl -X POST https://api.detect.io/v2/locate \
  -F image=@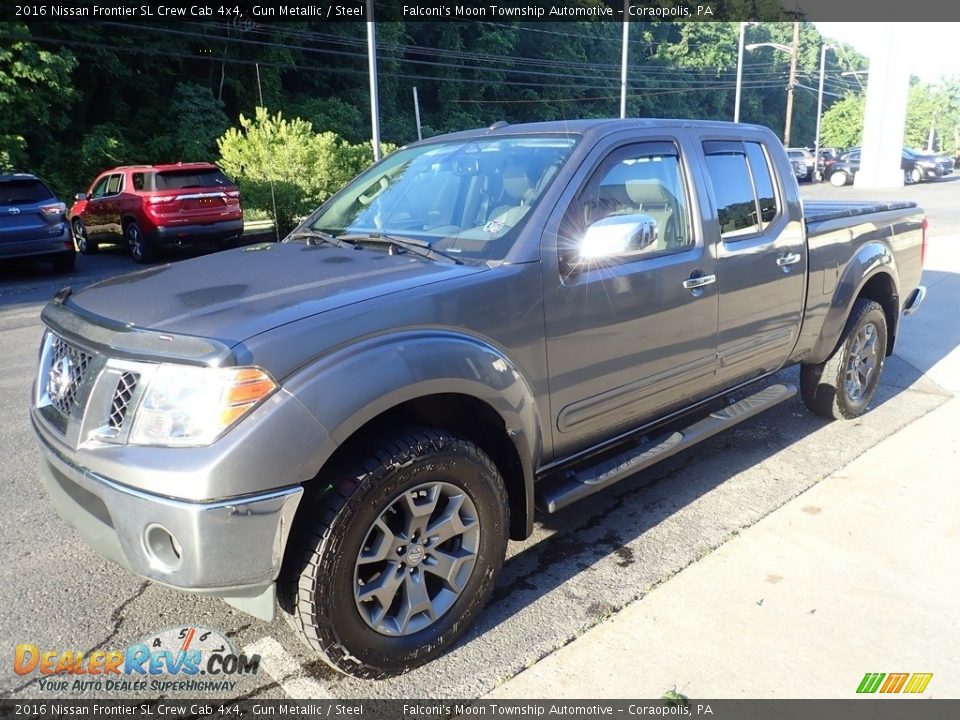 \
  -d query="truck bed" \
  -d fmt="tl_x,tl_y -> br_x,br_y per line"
803,199 -> 918,224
